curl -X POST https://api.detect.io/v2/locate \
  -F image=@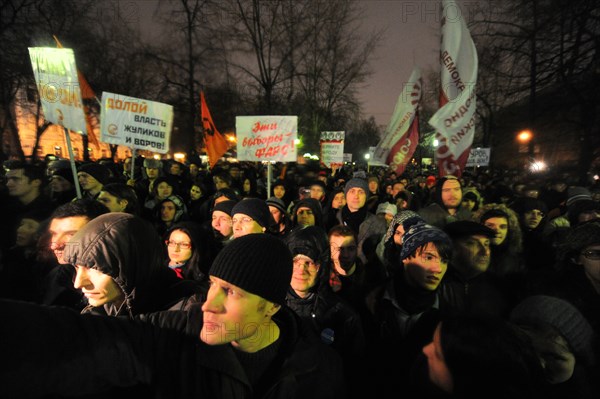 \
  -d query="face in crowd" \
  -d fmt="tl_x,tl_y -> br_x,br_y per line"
346,187 -> 367,212
296,207 -> 315,227
483,216 -> 509,246
232,213 -> 264,238
166,229 -> 193,266
441,178 -> 462,210
329,233 -> 358,275
522,209 -> 544,230
452,234 -> 491,279
49,216 -> 90,264
97,191 -> 128,213
290,254 -> 320,298
402,243 -> 449,291
190,185 -> 203,201
211,210 -> 233,239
